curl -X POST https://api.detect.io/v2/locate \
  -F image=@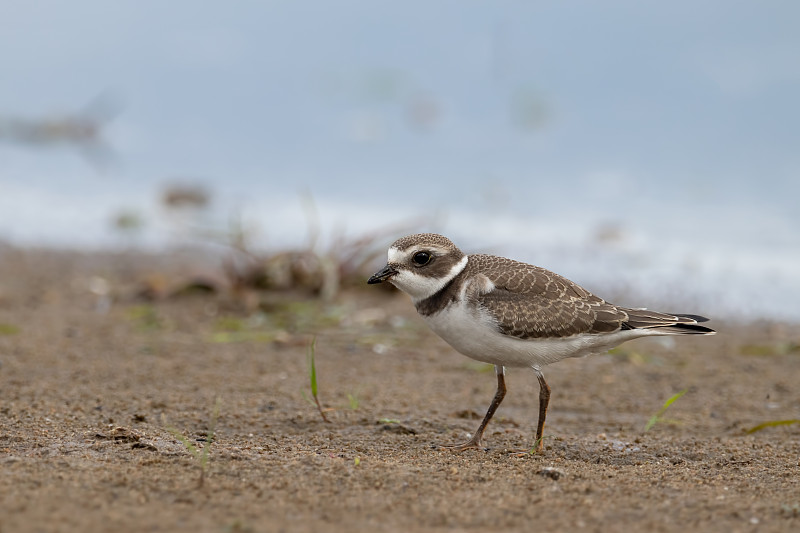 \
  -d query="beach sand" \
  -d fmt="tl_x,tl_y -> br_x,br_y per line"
1,248 -> 798,532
